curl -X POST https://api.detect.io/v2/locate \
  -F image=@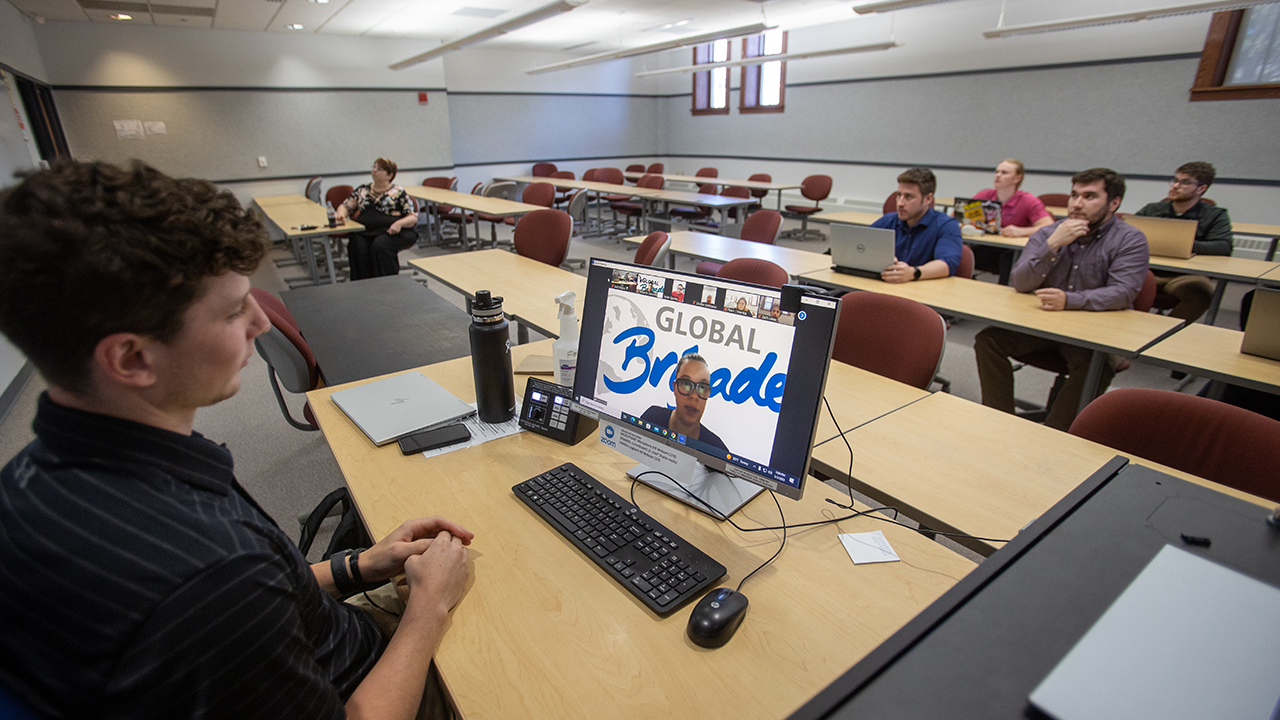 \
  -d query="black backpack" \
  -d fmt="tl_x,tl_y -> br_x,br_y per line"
298,487 -> 373,559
